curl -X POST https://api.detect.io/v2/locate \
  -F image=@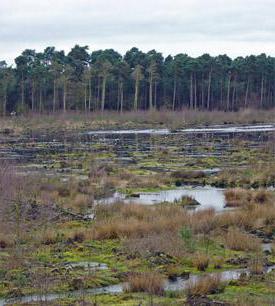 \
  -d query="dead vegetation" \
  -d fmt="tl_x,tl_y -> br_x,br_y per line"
223,228 -> 261,251
0,113 -> 274,304
192,253 -> 210,271
89,194 -> 275,246
225,188 -> 273,207
1,109 -> 275,134
186,275 -> 225,296
216,163 -> 275,188
125,272 -> 165,295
